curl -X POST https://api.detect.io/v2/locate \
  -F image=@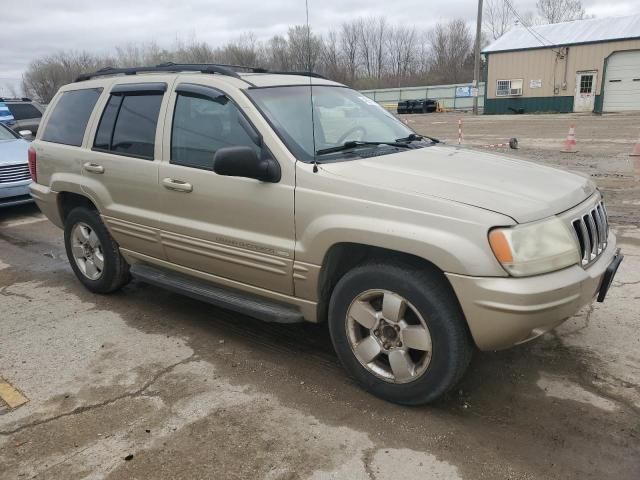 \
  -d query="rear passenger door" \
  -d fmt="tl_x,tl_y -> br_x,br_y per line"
81,81 -> 171,260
